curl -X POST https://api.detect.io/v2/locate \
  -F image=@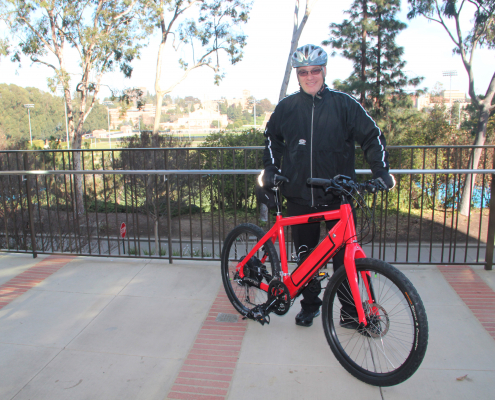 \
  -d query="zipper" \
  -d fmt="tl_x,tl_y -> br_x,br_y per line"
310,97 -> 315,207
